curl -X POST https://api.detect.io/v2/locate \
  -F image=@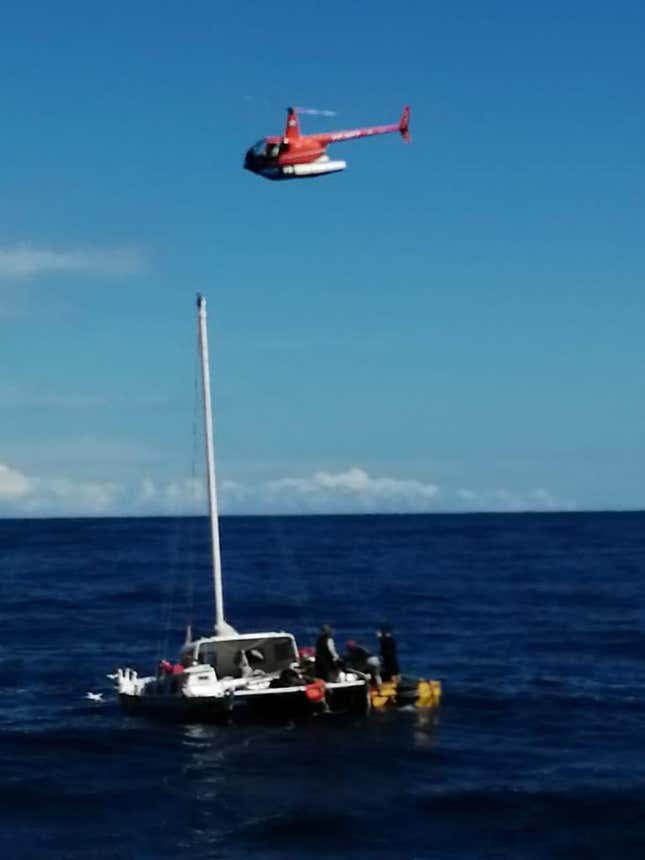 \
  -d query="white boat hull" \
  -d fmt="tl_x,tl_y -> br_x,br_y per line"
116,666 -> 369,723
